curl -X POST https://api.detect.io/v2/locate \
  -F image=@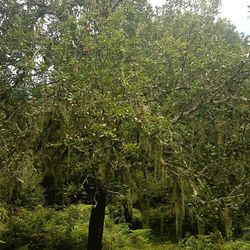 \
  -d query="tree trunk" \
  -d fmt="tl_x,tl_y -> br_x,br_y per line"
123,200 -> 133,226
142,198 -> 150,229
160,212 -> 164,236
197,219 -> 205,237
87,185 -> 107,250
